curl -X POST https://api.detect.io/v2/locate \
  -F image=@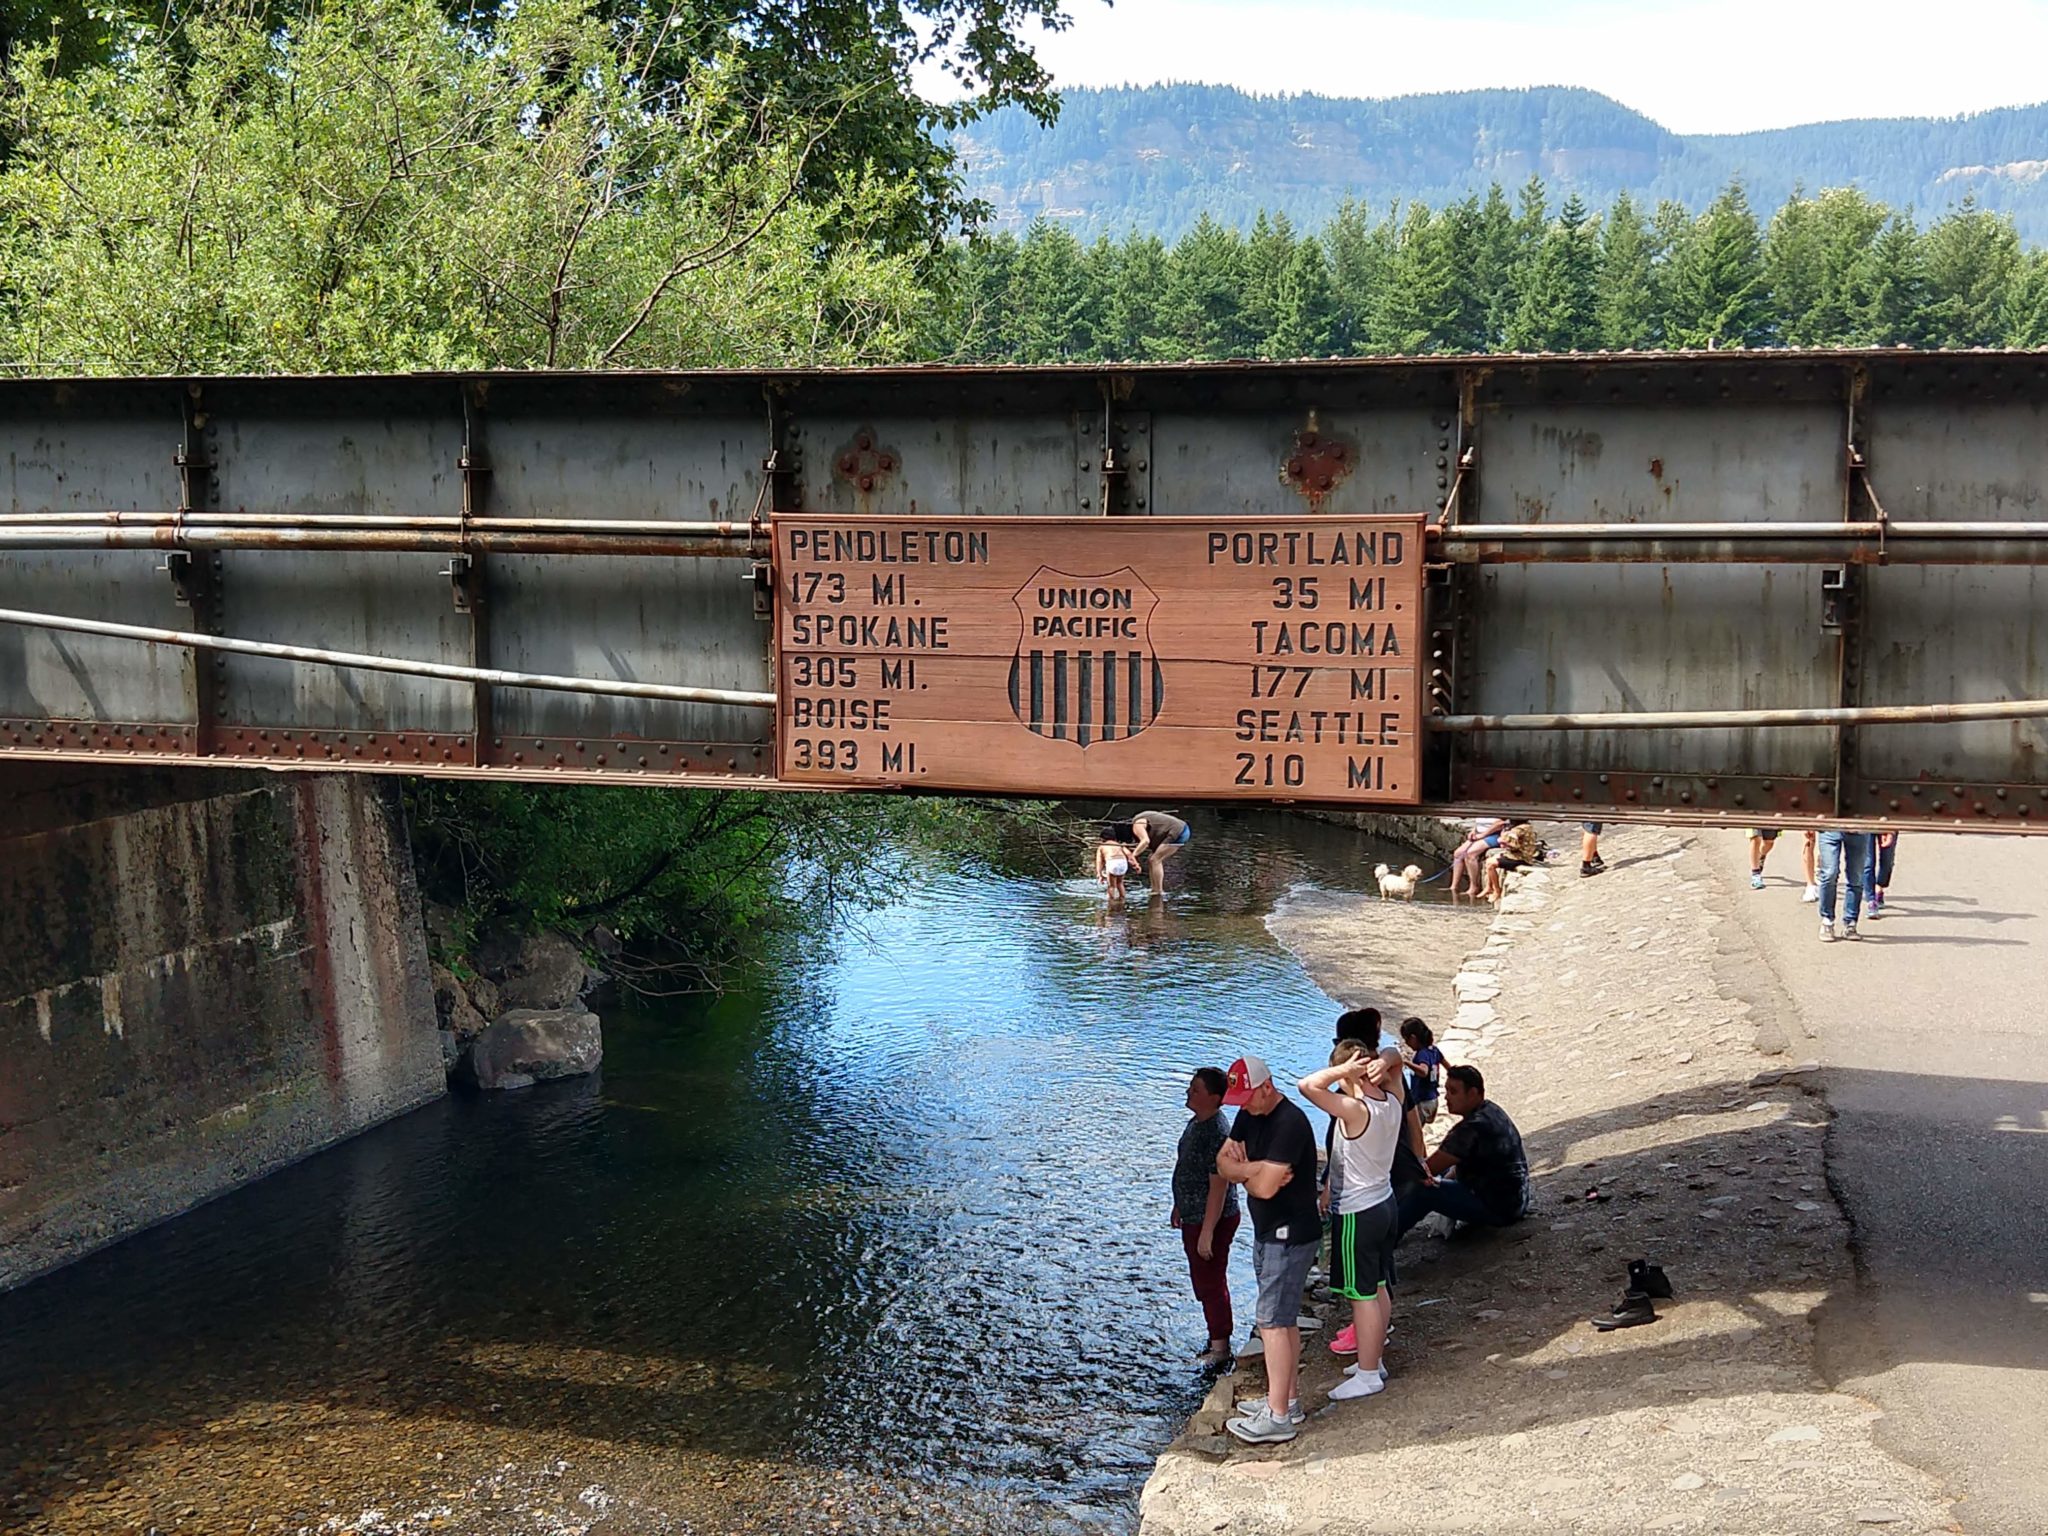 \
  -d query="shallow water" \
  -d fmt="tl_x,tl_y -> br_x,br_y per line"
0,809 -> 1476,1535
